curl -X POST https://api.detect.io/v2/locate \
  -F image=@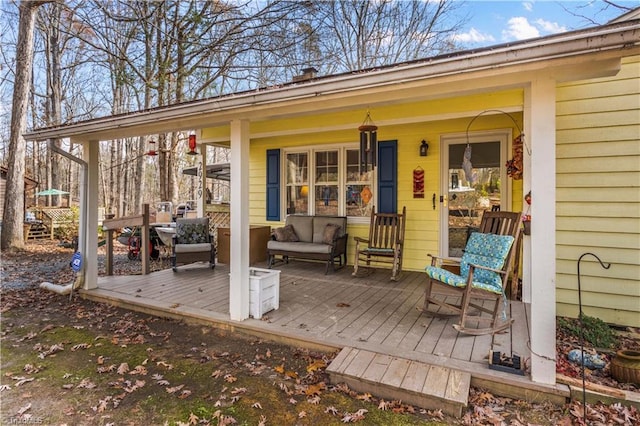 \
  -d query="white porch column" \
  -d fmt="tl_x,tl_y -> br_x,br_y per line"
527,78 -> 557,384
80,139 -> 99,290
229,119 -> 250,321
